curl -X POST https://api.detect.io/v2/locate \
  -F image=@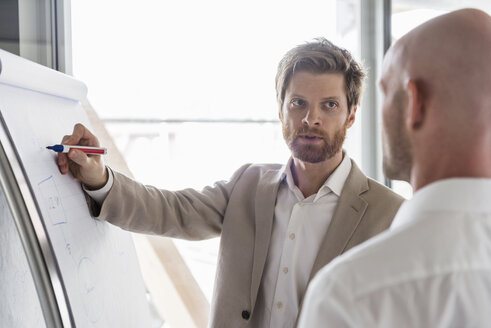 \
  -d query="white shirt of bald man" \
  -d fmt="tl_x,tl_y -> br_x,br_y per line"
297,178 -> 491,328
